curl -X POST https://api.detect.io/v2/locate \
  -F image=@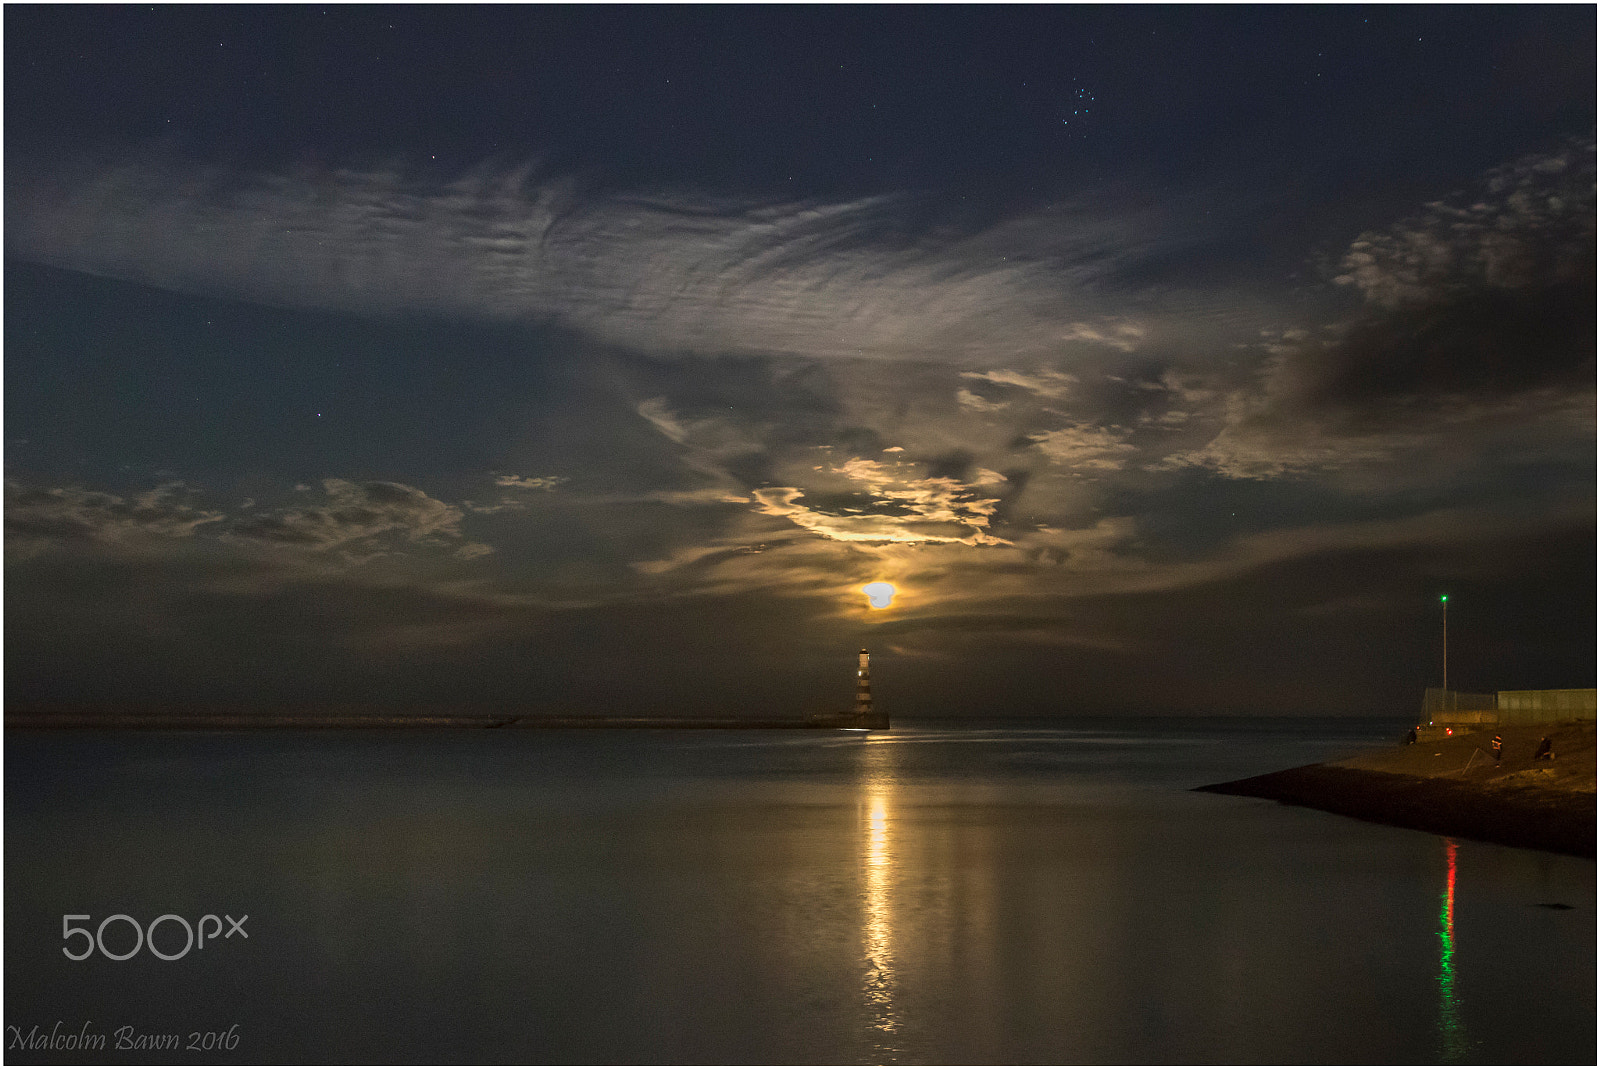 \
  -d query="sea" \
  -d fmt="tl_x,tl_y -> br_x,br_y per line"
5,717 -> 1595,1065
